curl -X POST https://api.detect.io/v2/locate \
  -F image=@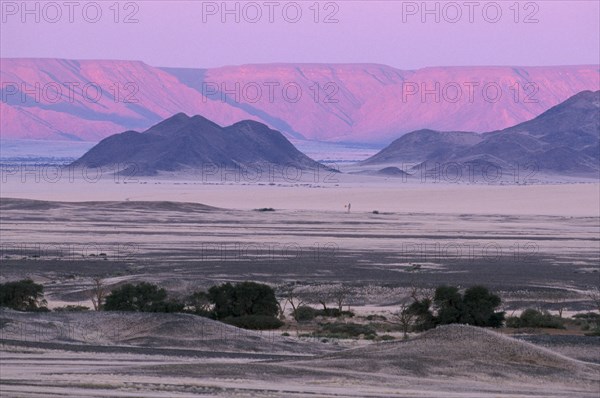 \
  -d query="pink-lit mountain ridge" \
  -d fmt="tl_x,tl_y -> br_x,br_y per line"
1,58 -> 598,144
